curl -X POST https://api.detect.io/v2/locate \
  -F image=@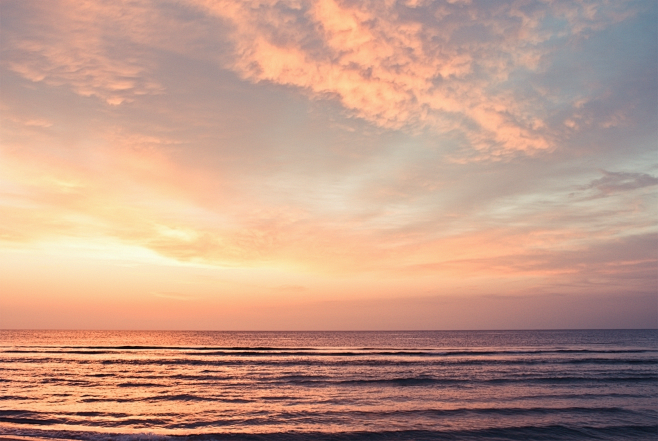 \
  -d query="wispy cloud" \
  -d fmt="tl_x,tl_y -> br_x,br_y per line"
585,170 -> 658,196
3,0 -> 170,104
